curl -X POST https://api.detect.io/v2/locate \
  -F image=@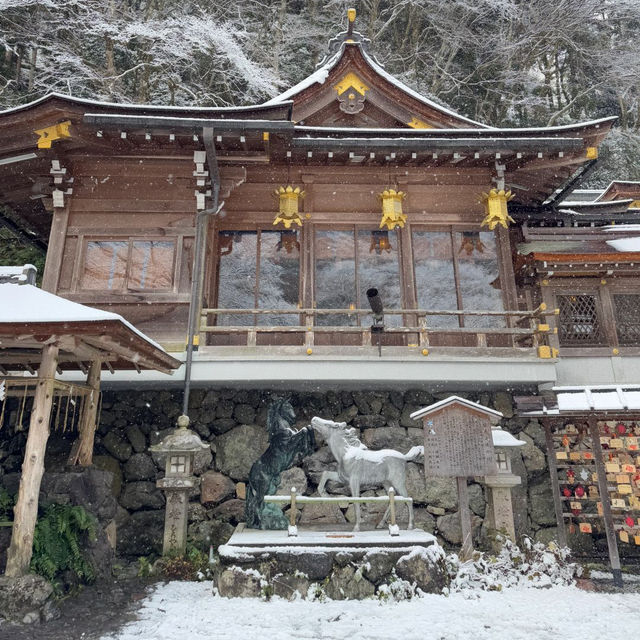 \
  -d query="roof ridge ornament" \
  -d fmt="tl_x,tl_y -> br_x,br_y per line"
316,8 -> 383,69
